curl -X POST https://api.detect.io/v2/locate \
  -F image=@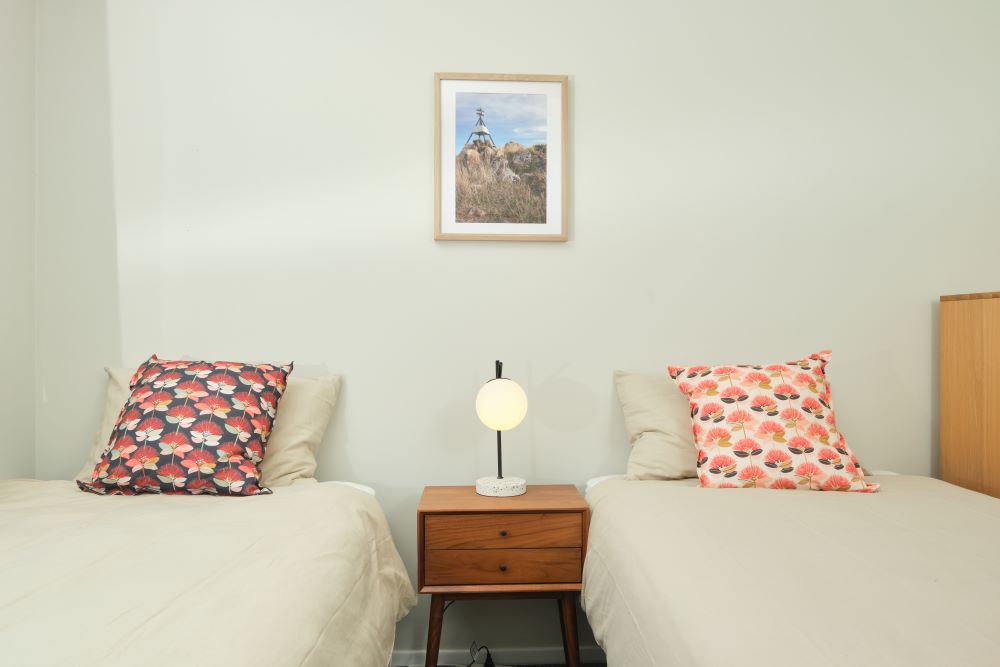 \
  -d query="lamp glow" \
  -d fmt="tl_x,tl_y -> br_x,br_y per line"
476,379 -> 528,431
